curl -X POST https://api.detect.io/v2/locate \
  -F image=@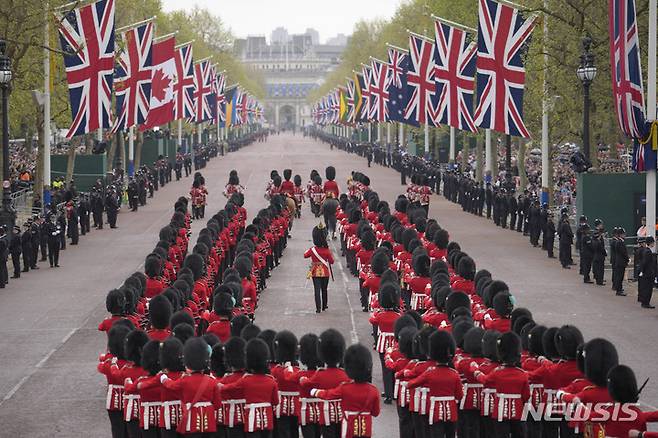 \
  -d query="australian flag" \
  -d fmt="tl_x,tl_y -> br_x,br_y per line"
387,47 -> 418,127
